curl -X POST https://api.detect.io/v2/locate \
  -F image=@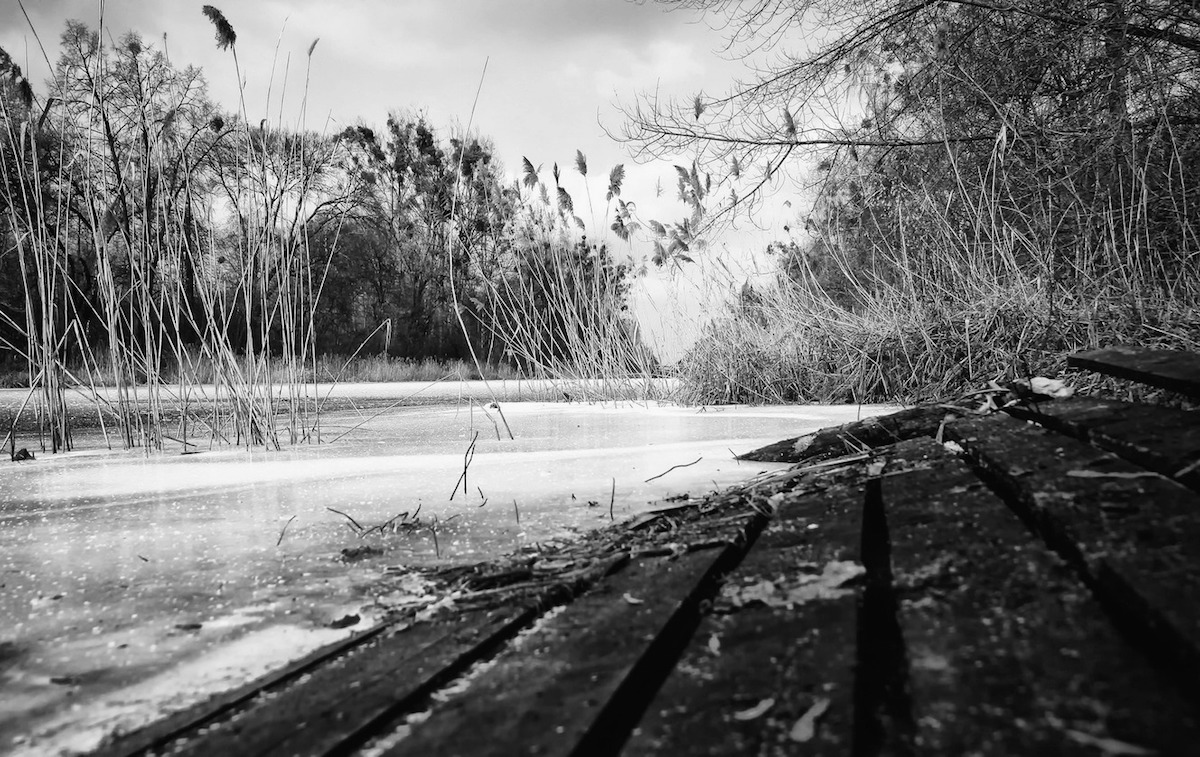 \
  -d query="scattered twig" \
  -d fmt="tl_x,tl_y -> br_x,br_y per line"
645,456 -> 703,483
609,477 -> 616,521
376,512 -> 406,533
1174,457 -> 1200,478
425,514 -> 461,558
513,498 -> 521,525
450,431 -> 480,500
472,399 -> 502,441
1,382 -> 40,457
327,507 -> 364,533
838,432 -> 871,454
492,402 -> 514,440
361,506 -> 424,537
276,514 -> 297,546
728,447 -> 740,464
